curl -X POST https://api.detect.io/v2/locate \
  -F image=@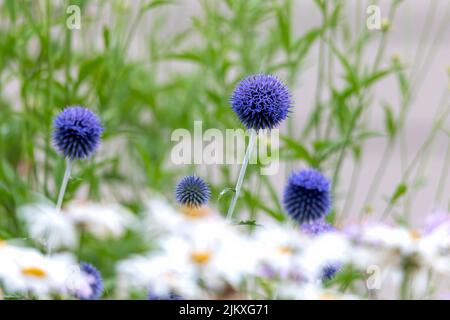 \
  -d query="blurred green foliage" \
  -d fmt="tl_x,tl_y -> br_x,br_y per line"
0,0 -> 449,236
1,0 -> 450,300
